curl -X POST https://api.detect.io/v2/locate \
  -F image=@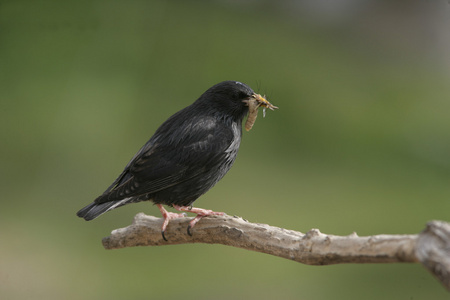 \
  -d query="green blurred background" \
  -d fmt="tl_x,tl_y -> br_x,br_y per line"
2,0 -> 450,299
